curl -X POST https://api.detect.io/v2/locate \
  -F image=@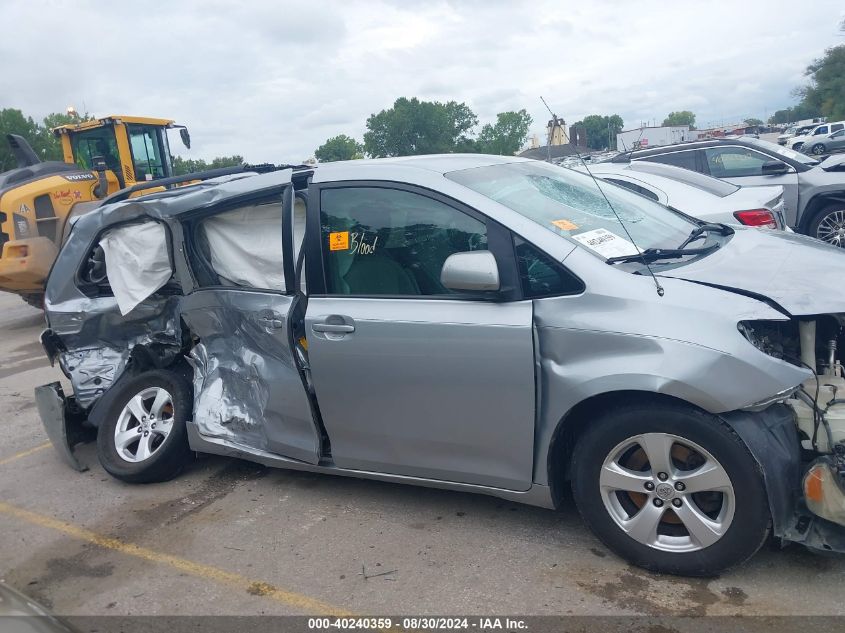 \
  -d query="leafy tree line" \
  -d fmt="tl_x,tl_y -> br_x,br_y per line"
0,108 -> 80,172
171,155 -> 244,175
769,27 -> 845,125
314,98 -> 534,161
0,107 -> 244,175
573,114 -> 624,150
